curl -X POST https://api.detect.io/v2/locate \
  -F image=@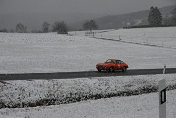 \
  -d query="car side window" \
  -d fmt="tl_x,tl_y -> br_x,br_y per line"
116,60 -> 121,64
112,60 -> 116,64
120,61 -> 123,64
